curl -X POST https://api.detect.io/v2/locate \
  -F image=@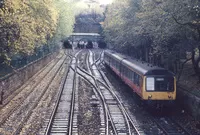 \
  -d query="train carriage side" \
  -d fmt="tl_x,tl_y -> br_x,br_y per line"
120,59 -> 144,97
104,50 -> 176,103
104,51 -> 124,77
104,51 -> 111,66
120,58 -> 176,101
